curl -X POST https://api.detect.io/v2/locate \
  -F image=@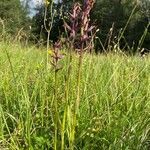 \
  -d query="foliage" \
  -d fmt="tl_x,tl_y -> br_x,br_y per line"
31,2 -> 64,45
31,0 -> 150,52
0,41 -> 150,149
0,1 -> 150,149
0,0 -> 30,37
91,0 -> 150,52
